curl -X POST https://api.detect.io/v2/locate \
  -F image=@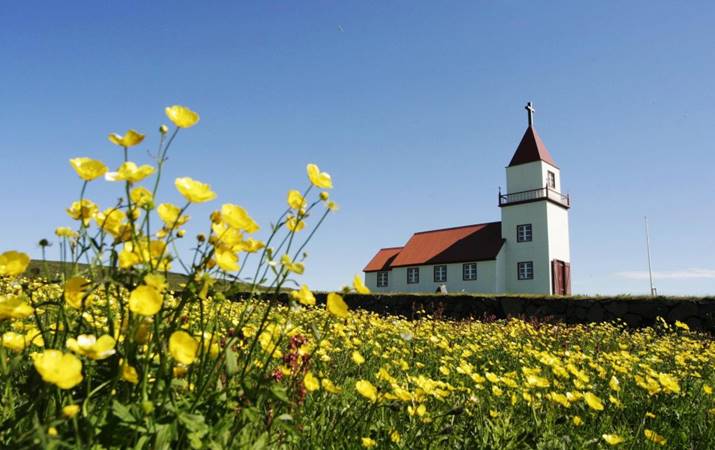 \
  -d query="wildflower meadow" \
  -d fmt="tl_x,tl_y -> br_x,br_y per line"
1,106 -> 713,449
